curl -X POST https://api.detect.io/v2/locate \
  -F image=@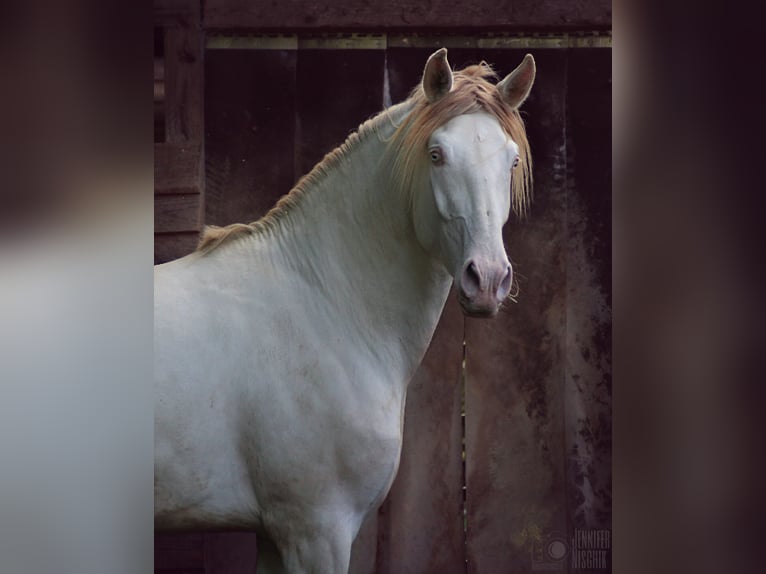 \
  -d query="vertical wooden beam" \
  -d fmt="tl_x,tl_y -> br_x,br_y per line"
155,0 -> 205,263
562,47 -> 612,541
164,26 -> 205,144
203,48 -> 297,227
